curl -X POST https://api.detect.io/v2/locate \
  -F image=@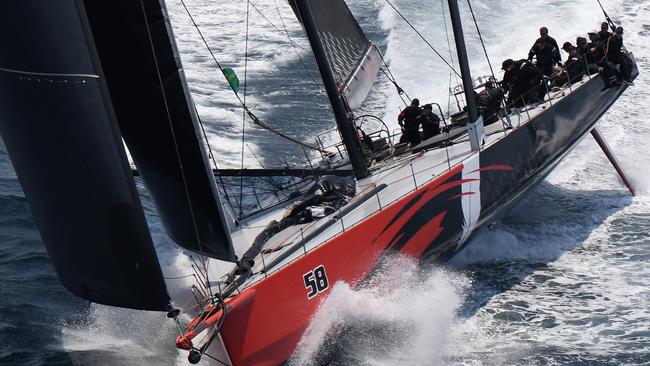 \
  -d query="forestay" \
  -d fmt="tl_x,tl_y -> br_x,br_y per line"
289,0 -> 381,109
0,1 -> 169,311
